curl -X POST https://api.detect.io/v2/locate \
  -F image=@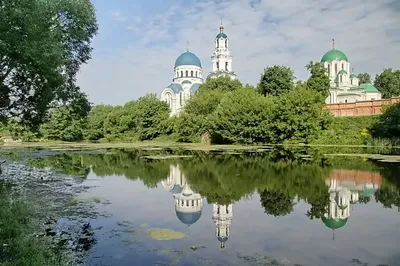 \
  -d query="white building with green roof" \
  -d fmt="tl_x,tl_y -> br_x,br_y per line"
321,41 -> 381,104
